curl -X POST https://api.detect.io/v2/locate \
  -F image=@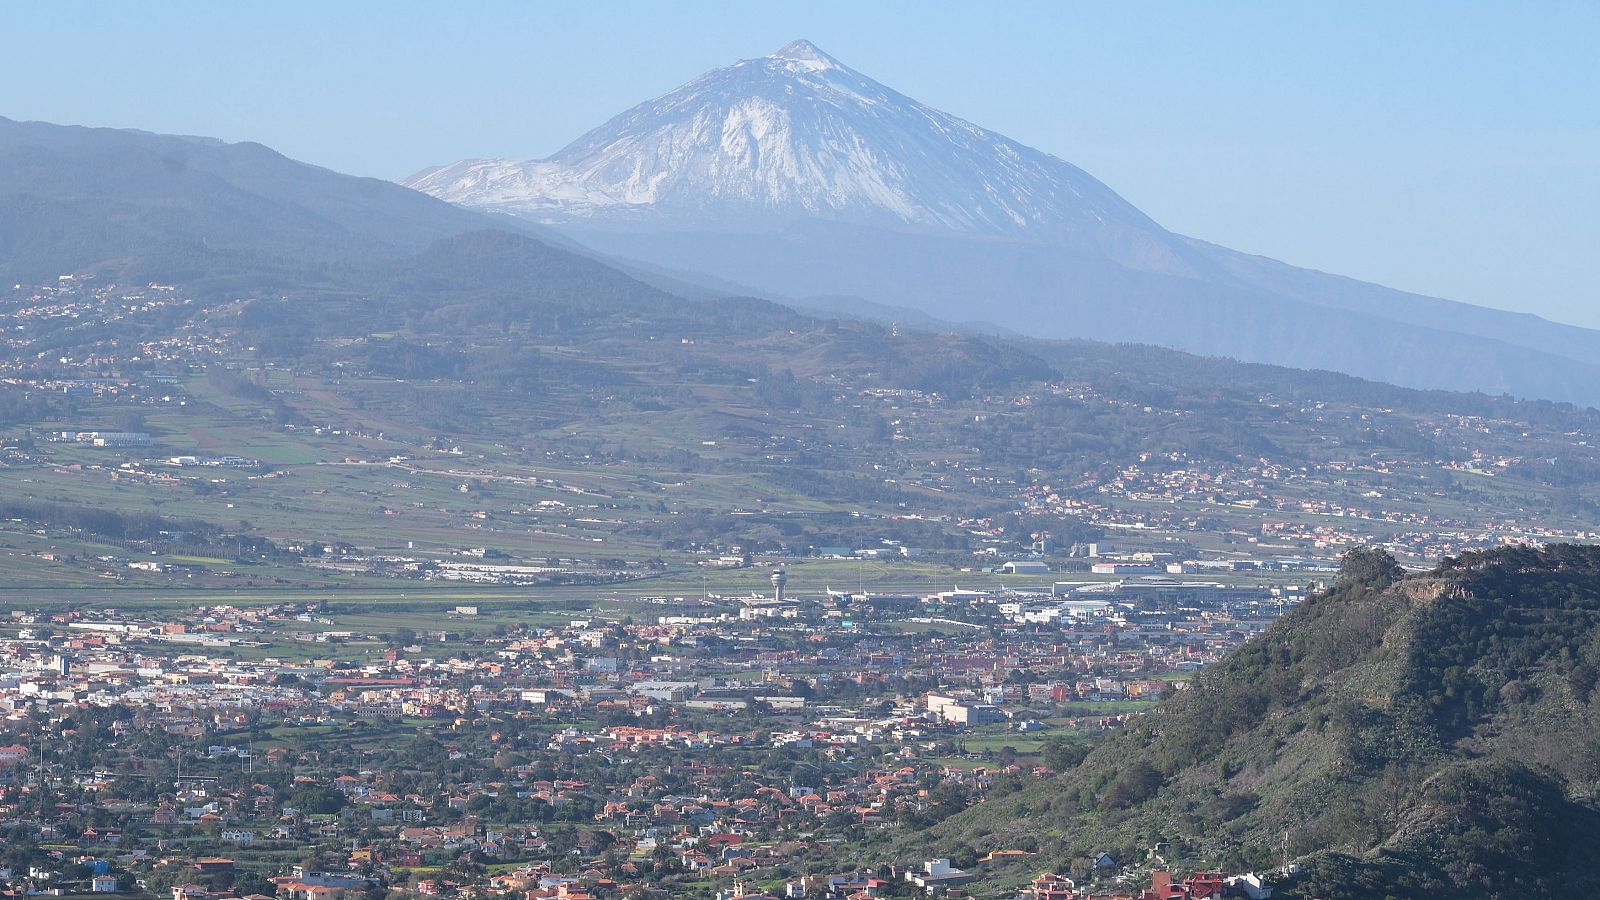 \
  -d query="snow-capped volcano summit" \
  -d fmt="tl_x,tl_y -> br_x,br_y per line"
404,41 -> 1600,406
405,40 -> 1167,253
765,38 -> 842,70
